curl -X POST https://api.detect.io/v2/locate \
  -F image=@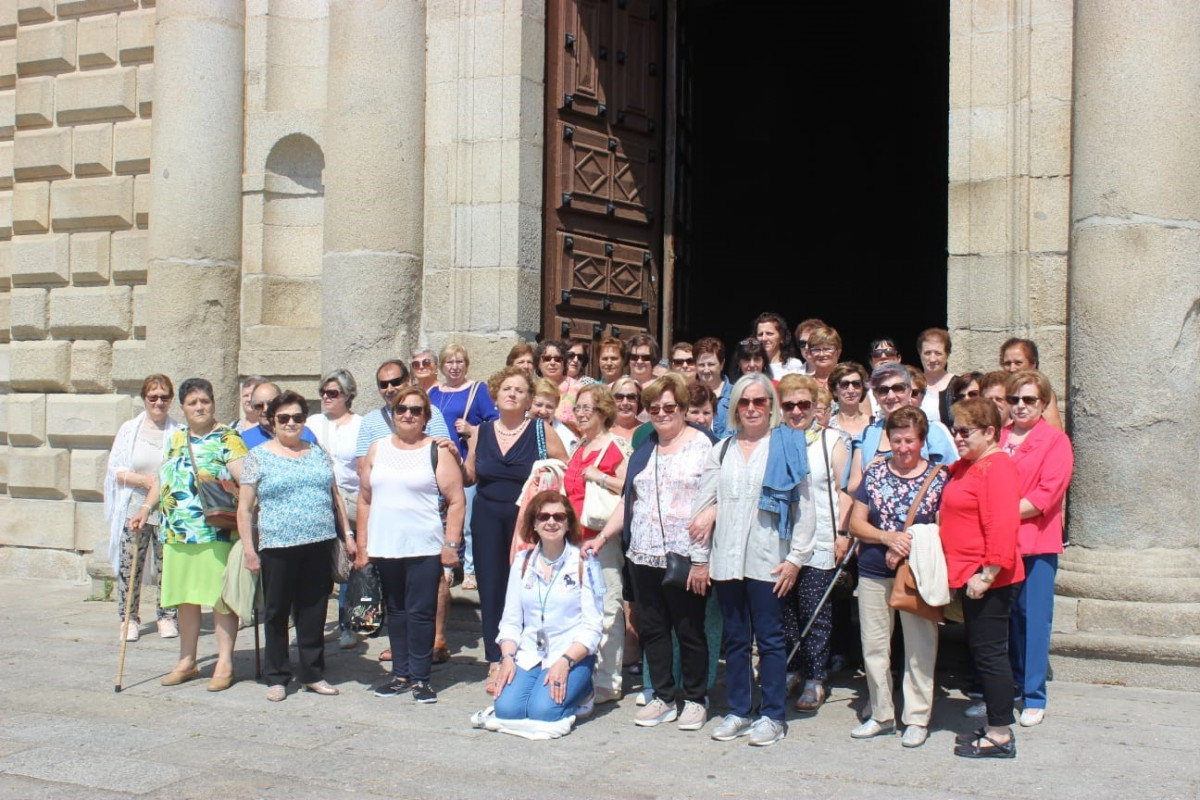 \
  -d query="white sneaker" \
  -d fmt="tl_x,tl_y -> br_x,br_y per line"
748,717 -> 787,747
964,700 -> 987,718
634,697 -> 678,727
901,724 -> 928,748
635,688 -> 652,707
156,619 -> 178,639
1019,708 -> 1045,727
677,700 -> 708,731
121,621 -> 139,642
710,713 -> 754,741
850,718 -> 895,739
